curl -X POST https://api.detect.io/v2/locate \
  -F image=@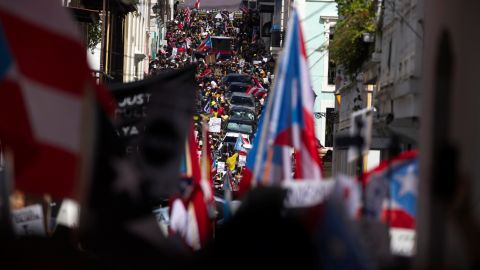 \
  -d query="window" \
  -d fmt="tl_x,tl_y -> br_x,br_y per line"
231,96 -> 254,107
325,108 -> 335,147
327,26 -> 336,85
262,22 -> 272,37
